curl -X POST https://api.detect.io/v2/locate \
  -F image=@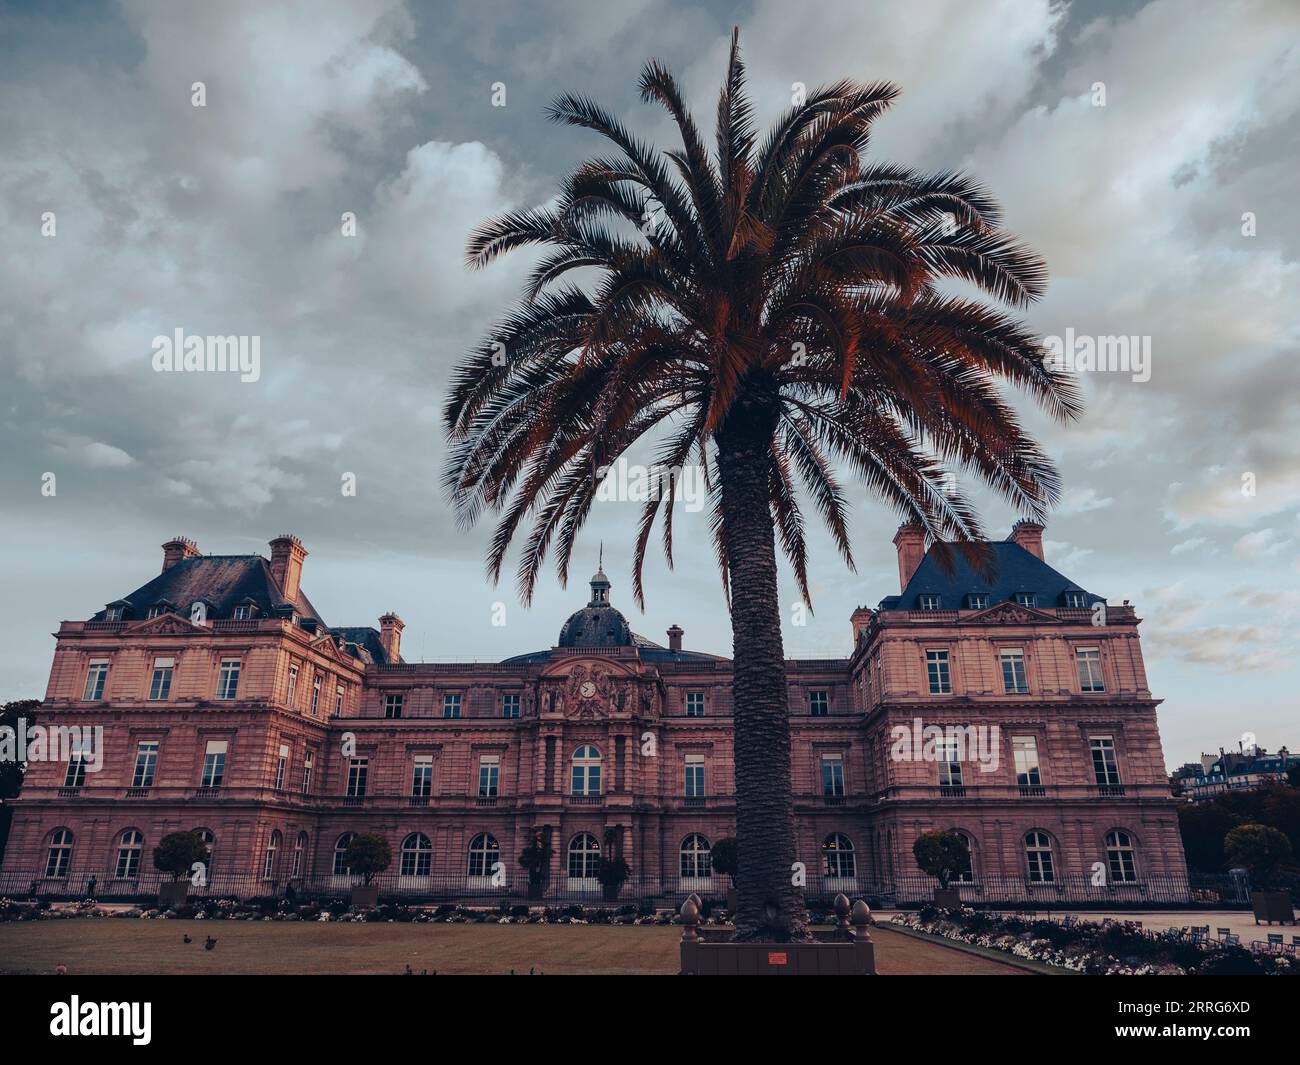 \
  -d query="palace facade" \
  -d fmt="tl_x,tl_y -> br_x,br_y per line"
0,524 -> 1189,903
